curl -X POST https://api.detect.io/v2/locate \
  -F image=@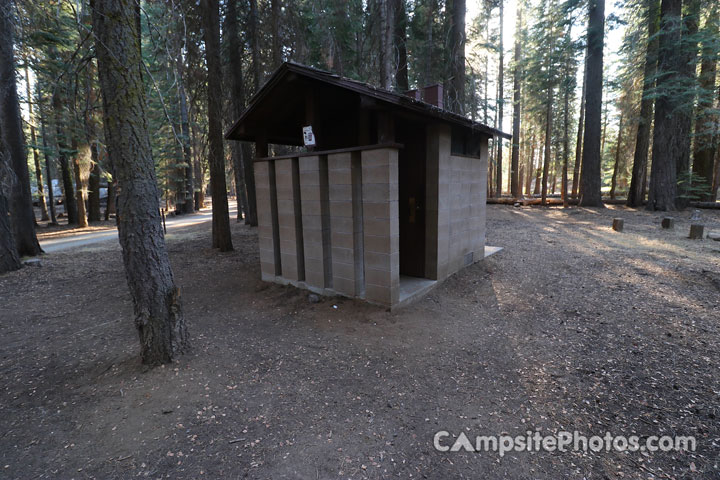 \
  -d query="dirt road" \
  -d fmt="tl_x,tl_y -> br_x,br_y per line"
38,203 -> 238,253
